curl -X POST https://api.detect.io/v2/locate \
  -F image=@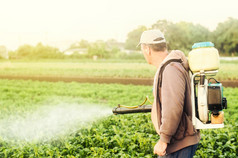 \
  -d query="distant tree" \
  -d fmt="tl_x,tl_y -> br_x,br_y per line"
34,43 -> 62,58
15,43 -> 63,59
88,41 -> 109,58
151,19 -> 172,33
213,17 -> 238,55
170,22 -> 210,52
152,20 -> 210,53
16,44 -> 34,57
125,25 -> 147,50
